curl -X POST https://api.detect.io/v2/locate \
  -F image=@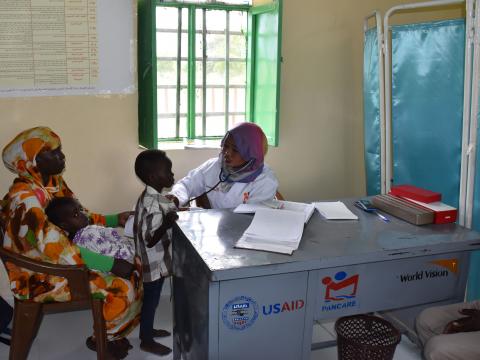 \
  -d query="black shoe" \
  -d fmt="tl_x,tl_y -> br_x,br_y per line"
140,339 -> 172,356
152,328 -> 171,338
